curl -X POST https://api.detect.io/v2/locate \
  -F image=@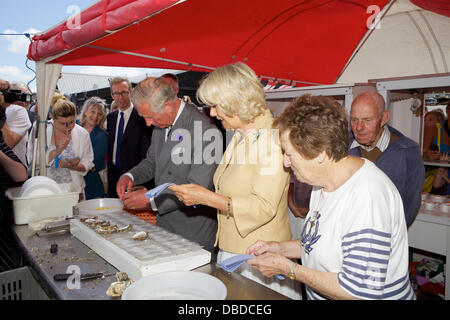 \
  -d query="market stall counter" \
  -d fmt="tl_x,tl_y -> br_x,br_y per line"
11,224 -> 290,300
